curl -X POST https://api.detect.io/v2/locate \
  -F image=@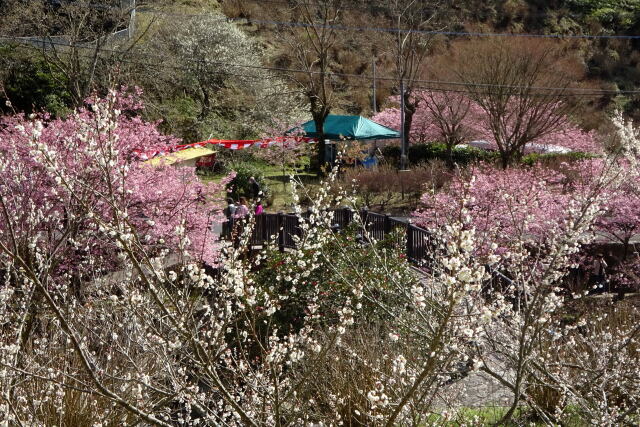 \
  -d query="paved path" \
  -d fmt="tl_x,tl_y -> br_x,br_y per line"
444,359 -> 514,408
